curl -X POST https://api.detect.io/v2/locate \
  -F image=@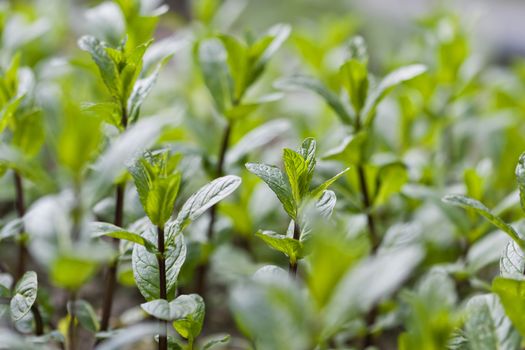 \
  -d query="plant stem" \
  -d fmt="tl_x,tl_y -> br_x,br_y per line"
13,171 -> 44,336
13,171 -> 26,280
288,221 -> 301,276
100,98 -> 128,332
357,165 -> 379,250
196,121 -> 233,294
156,225 -> 168,350
120,101 -> 128,129
31,303 -> 44,336
357,164 -> 380,348
67,291 -> 77,350
100,183 -> 125,332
